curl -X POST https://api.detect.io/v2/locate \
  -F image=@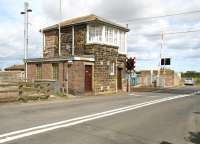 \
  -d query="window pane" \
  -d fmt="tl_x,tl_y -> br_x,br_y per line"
36,64 -> 42,79
88,24 -> 103,43
89,25 -> 95,42
119,31 -> 125,52
114,29 -> 118,45
95,26 -> 102,42
105,26 -> 109,43
52,63 -> 59,80
109,63 -> 115,75
108,27 -> 113,43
